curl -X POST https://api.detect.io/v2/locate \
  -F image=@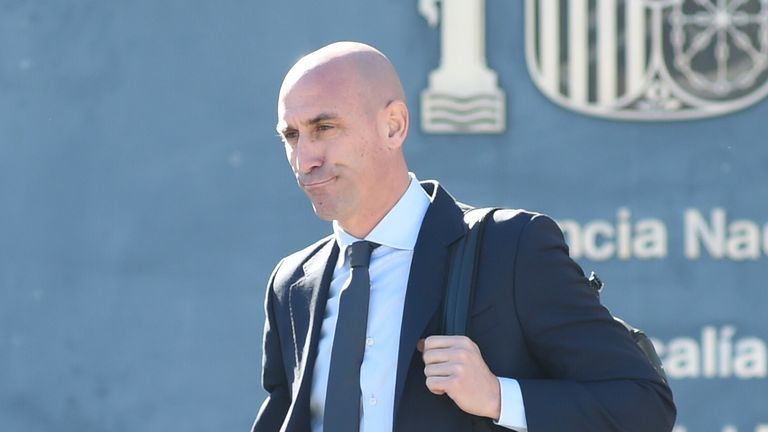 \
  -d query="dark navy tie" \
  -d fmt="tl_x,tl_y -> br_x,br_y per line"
324,241 -> 379,432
